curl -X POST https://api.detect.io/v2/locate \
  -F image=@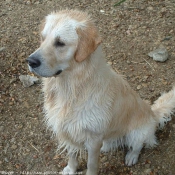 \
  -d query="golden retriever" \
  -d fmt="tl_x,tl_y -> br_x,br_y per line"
27,9 -> 175,175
